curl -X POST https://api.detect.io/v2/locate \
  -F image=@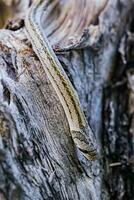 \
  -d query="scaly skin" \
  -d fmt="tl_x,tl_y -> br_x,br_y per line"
25,0 -> 97,160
